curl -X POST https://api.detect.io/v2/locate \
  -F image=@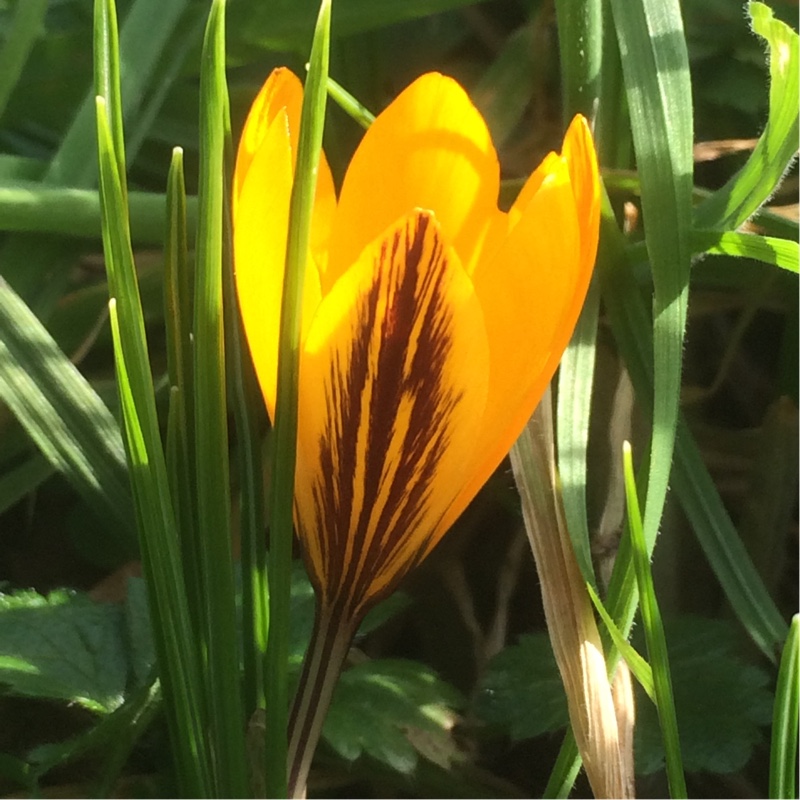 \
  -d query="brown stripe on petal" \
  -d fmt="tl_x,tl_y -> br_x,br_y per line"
305,211 -> 462,619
